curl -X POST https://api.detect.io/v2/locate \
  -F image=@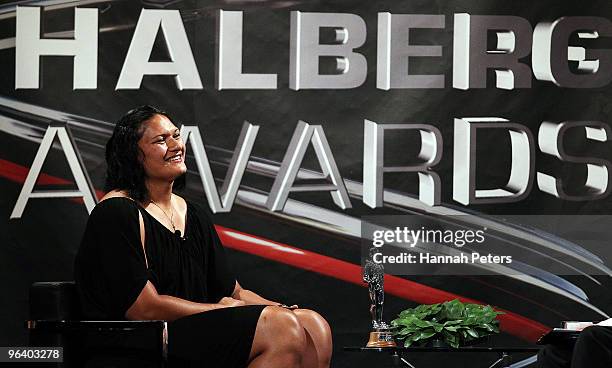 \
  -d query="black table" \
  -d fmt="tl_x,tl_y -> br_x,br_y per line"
344,346 -> 542,368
